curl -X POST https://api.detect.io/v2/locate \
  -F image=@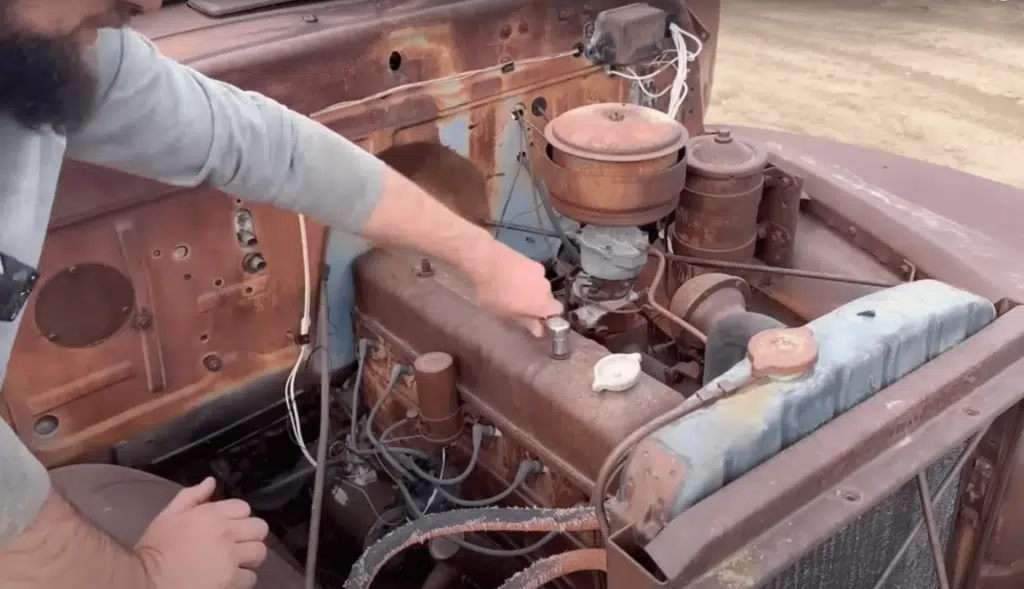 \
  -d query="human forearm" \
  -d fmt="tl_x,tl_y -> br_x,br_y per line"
0,490 -> 149,589
358,167 -> 503,282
